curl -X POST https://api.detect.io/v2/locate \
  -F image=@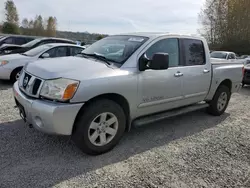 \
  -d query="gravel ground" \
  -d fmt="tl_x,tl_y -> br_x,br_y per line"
0,80 -> 250,188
